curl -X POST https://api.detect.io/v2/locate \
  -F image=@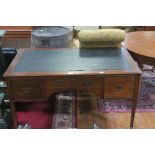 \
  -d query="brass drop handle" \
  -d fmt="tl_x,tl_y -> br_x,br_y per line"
115,84 -> 123,91
22,87 -> 32,94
